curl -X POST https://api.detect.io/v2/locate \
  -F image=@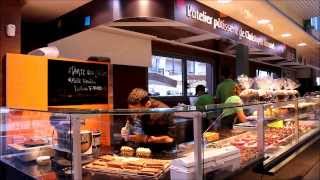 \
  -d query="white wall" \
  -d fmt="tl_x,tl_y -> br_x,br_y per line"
49,26 -> 152,67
